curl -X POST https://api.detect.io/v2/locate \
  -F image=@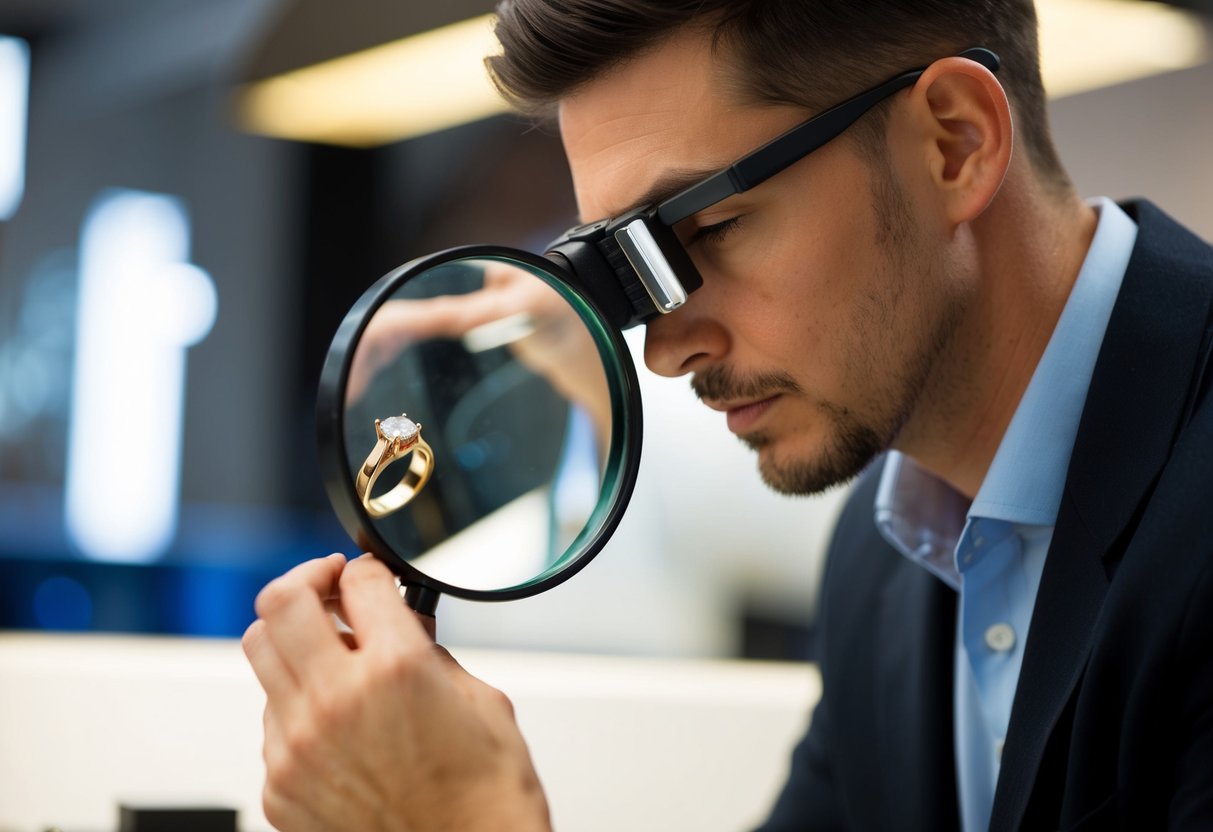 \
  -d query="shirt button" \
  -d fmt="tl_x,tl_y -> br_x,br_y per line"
995,738 -> 1005,761
985,622 -> 1016,652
